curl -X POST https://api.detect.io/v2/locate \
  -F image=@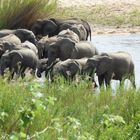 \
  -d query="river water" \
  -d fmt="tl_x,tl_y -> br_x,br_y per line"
92,34 -> 140,89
